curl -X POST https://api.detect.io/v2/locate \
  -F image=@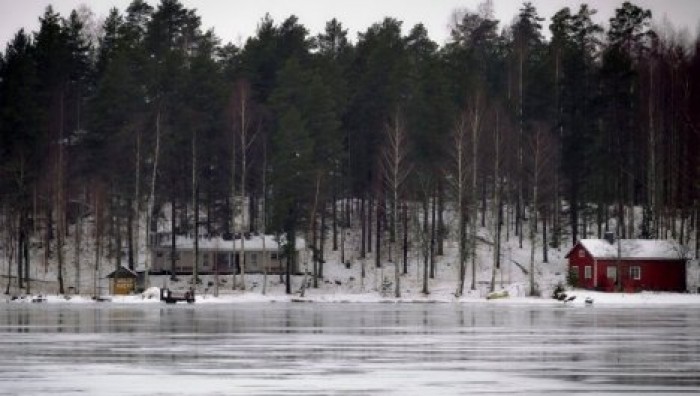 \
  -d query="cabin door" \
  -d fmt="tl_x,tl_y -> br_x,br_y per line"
606,265 -> 617,289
